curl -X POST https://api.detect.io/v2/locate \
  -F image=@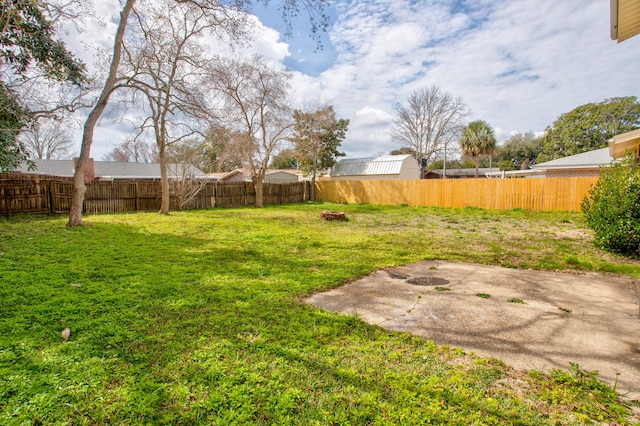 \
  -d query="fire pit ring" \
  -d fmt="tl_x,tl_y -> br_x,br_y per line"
406,276 -> 450,286
320,211 -> 346,221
